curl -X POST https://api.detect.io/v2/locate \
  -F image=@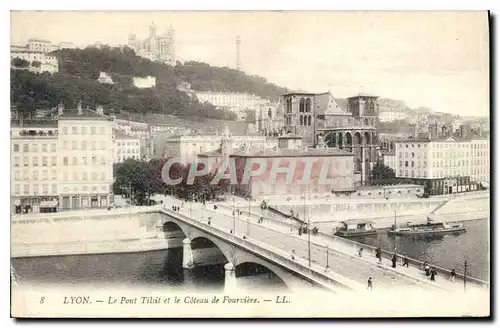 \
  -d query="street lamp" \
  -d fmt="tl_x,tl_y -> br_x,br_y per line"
243,190 -> 251,236
232,187 -> 236,234
464,259 -> 468,292
393,209 -> 397,253
304,189 -> 311,267
189,192 -> 192,217
325,245 -> 329,271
